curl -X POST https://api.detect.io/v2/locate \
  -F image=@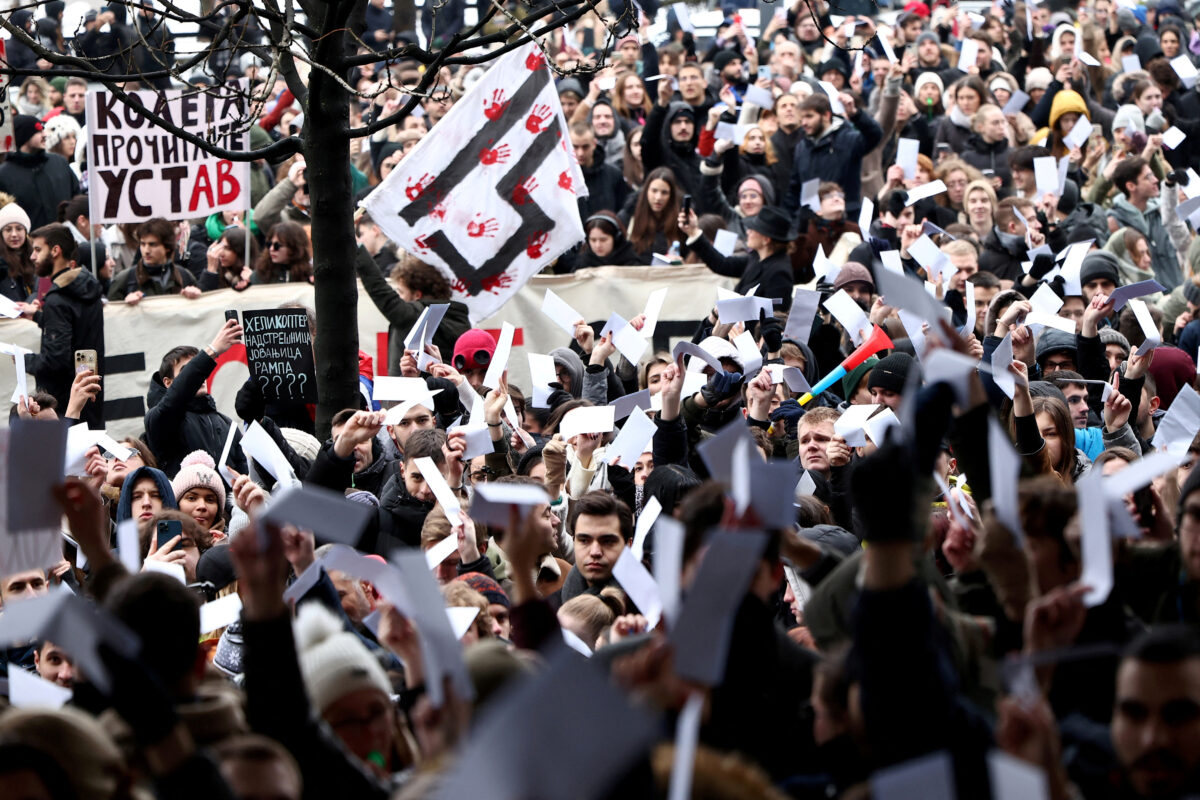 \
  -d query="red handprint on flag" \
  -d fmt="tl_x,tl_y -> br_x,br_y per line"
526,231 -> 549,259
483,89 -> 510,121
512,176 -> 538,206
478,142 -> 512,166
467,215 -> 499,238
406,173 -> 434,201
558,171 -> 574,193
525,50 -> 546,71
526,104 -> 552,134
